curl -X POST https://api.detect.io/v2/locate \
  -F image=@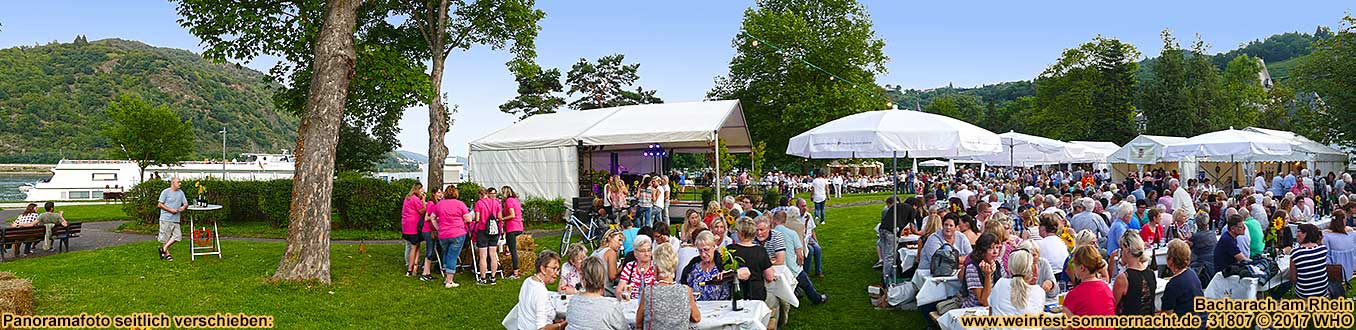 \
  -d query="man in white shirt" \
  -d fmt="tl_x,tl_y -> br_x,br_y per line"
955,184 -> 975,209
1254,173 -> 1267,193
1170,178 -> 1195,216
811,173 -> 829,224
832,175 -> 844,198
